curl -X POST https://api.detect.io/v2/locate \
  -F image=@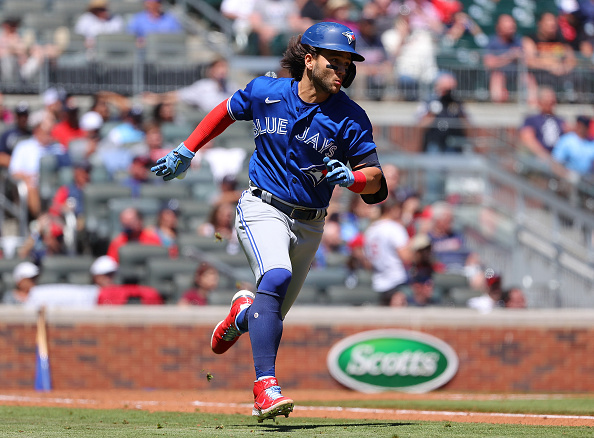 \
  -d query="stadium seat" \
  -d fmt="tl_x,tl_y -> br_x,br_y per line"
139,183 -> 191,204
2,0 -> 47,16
37,255 -> 94,285
146,256 -> 197,302
109,0 -> 144,17
117,243 -> 170,284
327,284 -> 377,306
0,258 -> 26,299
177,201 -> 214,233
83,183 -> 133,240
